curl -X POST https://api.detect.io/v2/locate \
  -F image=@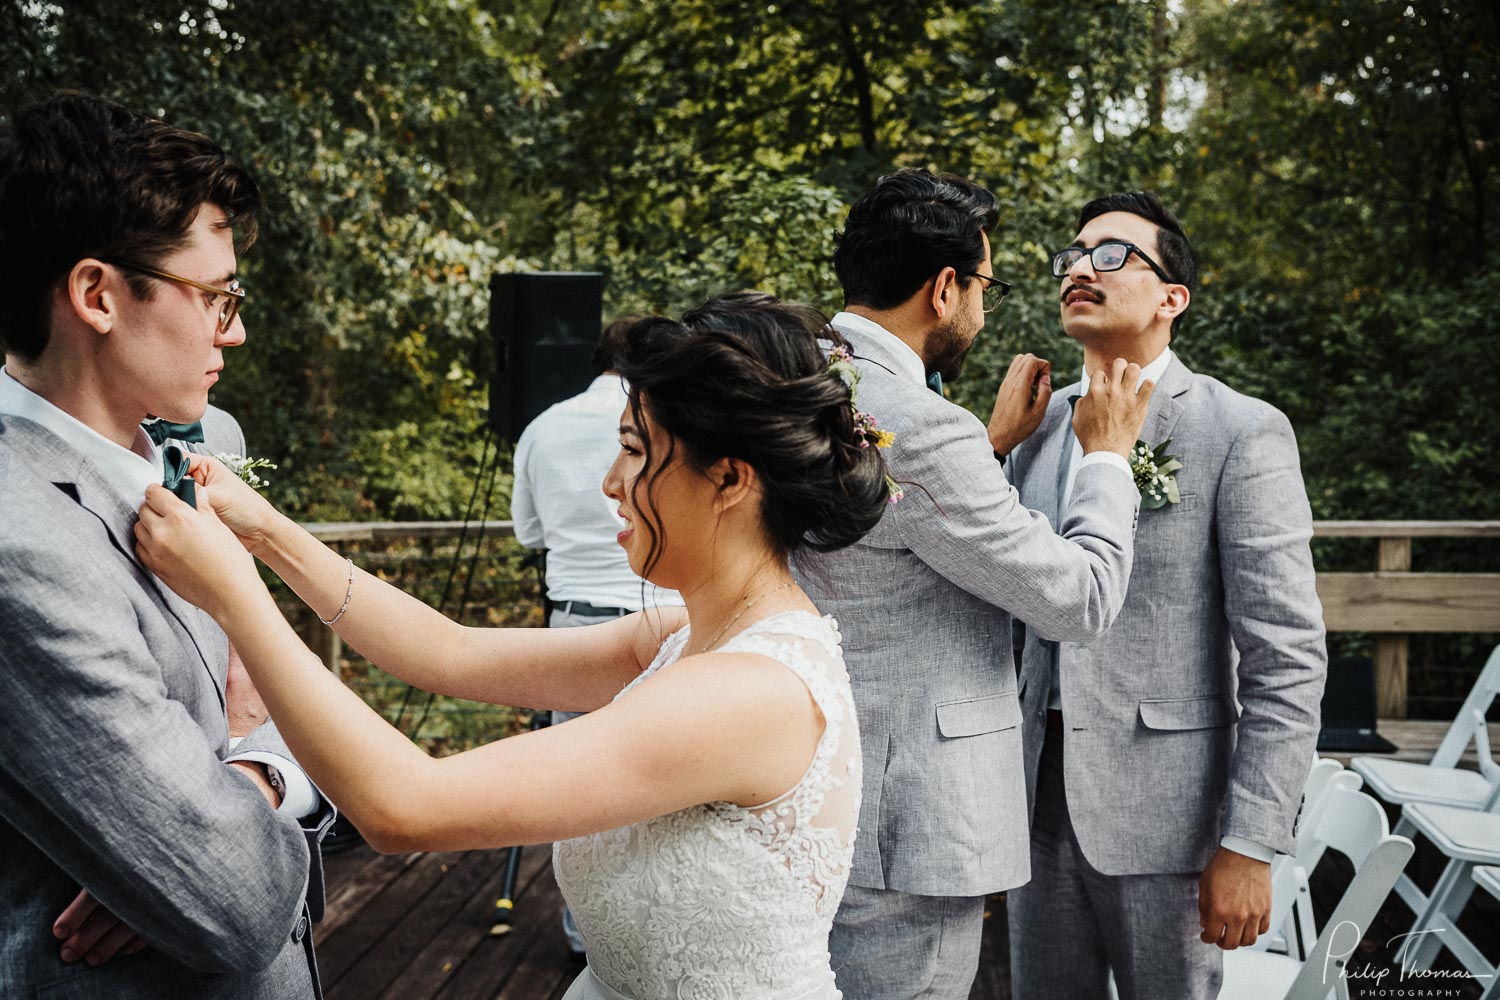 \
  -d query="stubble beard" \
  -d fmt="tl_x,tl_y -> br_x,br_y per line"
926,314 -> 979,383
